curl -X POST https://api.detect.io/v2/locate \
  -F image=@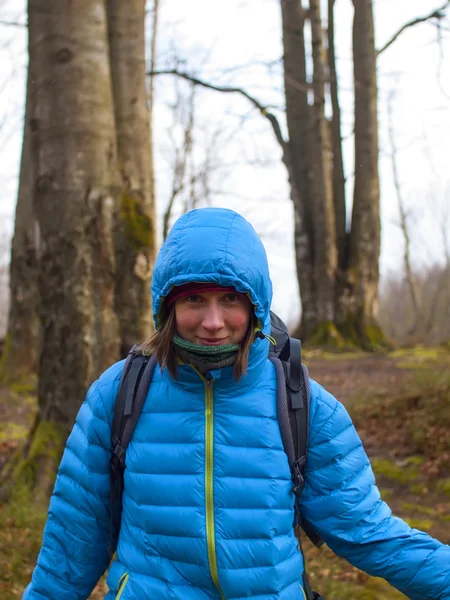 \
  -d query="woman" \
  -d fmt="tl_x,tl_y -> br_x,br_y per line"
24,208 -> 450,600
